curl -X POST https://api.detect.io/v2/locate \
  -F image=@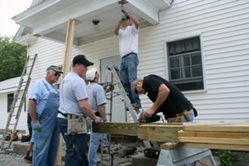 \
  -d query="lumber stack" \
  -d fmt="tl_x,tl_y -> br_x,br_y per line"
93,122 -> 249,151
178,123 -> 249,151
